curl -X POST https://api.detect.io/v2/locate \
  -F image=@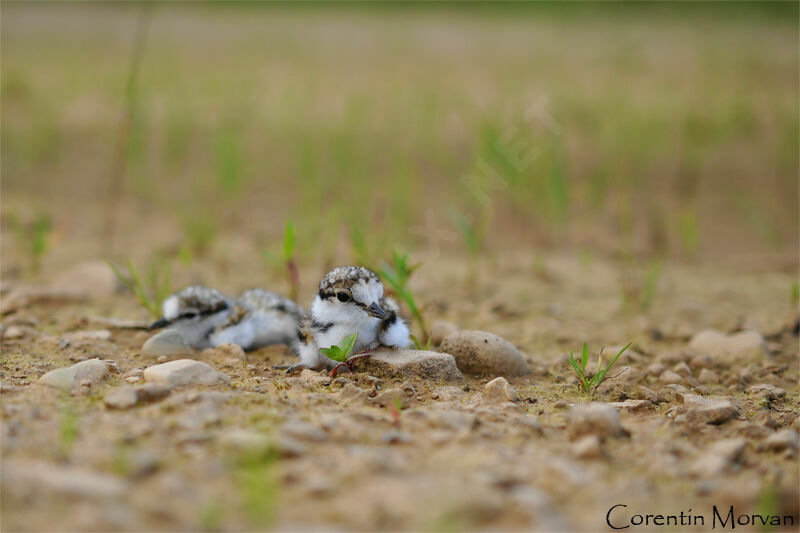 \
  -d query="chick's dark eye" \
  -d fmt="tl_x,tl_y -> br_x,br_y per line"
183,312 -> 198,319
336,292 -> 350,302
